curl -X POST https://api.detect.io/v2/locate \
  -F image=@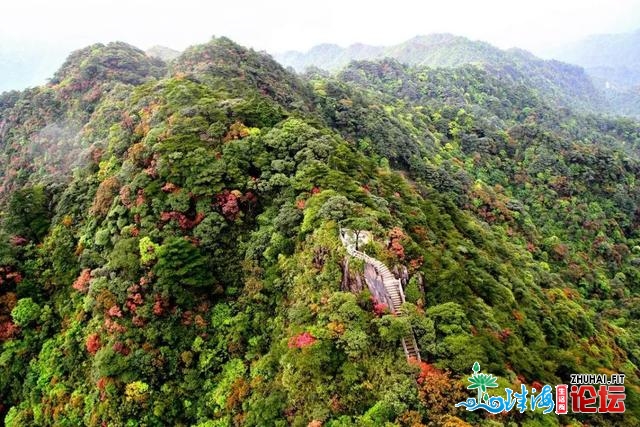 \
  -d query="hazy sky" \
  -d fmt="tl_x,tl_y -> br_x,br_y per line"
2,0 -> 640,53
1,0 -> 640,91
